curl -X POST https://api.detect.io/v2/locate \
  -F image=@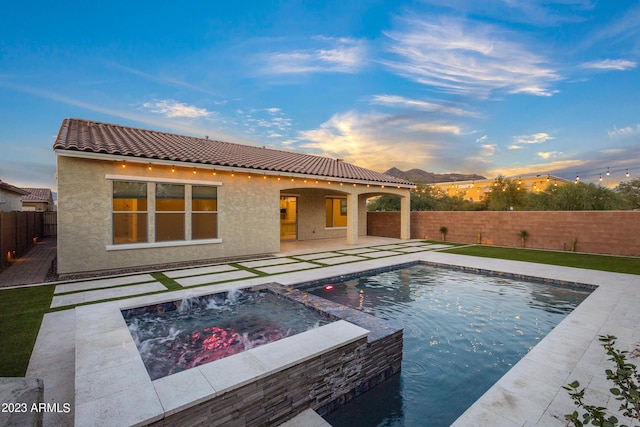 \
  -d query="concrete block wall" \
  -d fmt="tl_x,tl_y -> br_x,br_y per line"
368,211 -> 640,256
